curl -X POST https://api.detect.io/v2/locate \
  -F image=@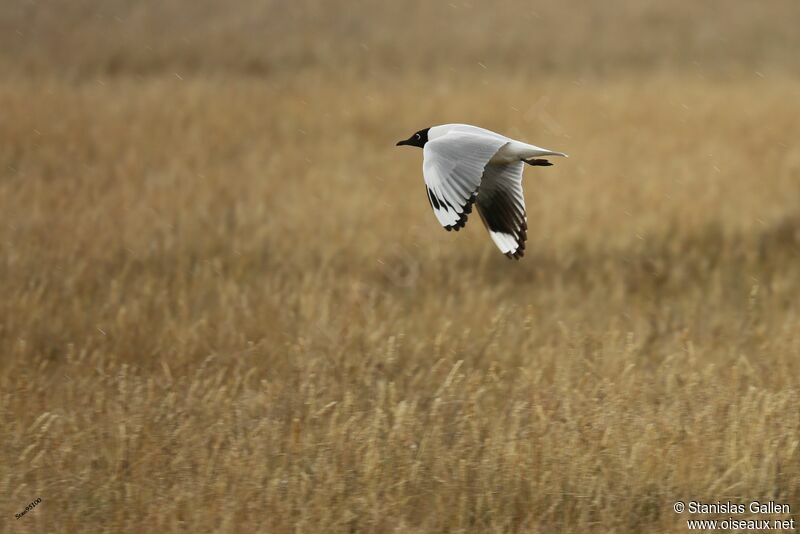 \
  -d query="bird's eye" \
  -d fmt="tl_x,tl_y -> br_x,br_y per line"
415,133 -> 421,139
